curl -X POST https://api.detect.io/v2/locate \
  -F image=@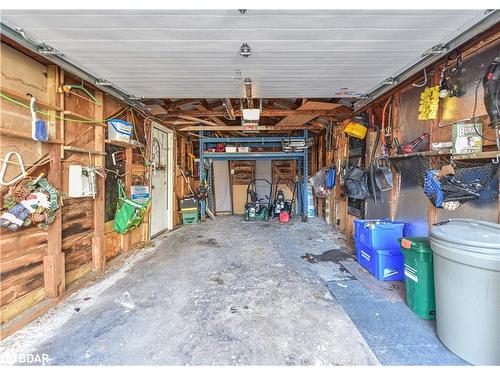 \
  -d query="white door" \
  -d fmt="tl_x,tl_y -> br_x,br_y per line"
150,124 -> 174,236
213,160 -> 232,214
256,160 -> 272,201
